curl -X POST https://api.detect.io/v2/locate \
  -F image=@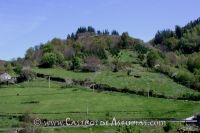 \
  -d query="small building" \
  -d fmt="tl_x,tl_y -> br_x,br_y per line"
0,72 -> 11,83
